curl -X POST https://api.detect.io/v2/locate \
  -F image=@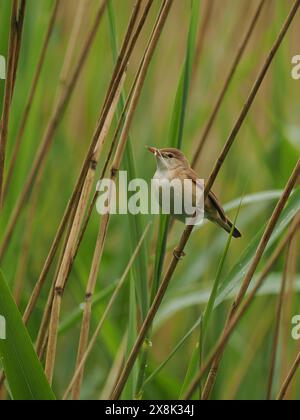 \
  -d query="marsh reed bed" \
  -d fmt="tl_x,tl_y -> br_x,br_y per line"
0,0 -> 300,400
